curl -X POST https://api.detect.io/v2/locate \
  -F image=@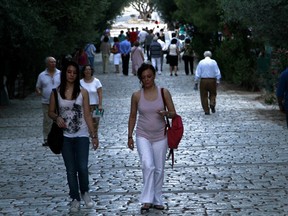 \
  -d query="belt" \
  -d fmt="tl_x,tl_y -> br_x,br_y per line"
201,77 -> 216,79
